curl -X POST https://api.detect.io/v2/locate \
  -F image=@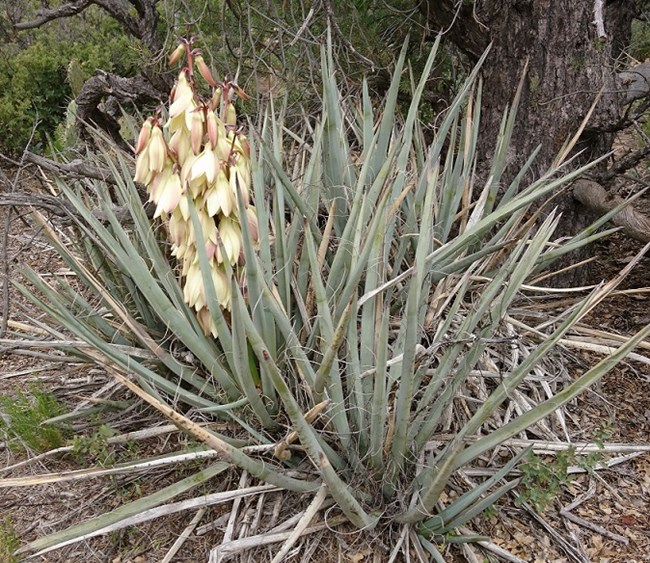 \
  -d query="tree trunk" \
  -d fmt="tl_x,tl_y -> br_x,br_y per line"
420,0 -> 641,283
